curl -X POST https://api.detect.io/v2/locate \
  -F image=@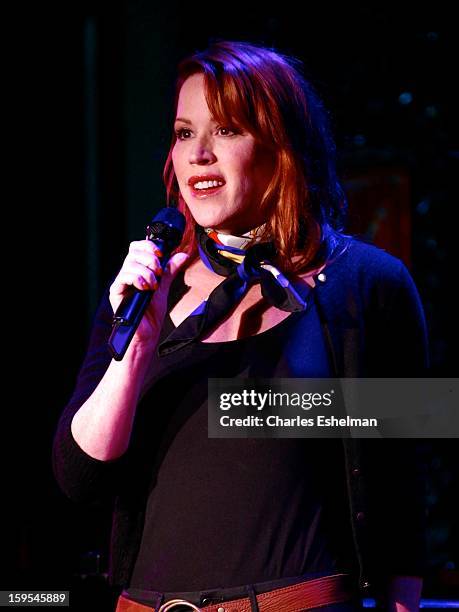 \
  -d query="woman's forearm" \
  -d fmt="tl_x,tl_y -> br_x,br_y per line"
70,343 -> 154,461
